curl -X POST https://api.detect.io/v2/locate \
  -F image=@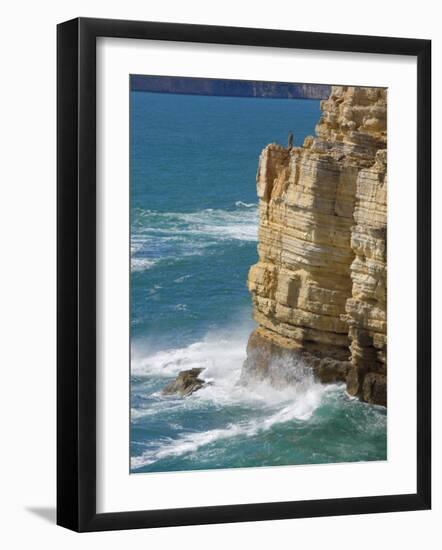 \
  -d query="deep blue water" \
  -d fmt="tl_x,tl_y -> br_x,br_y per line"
130,90 -> 387,473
